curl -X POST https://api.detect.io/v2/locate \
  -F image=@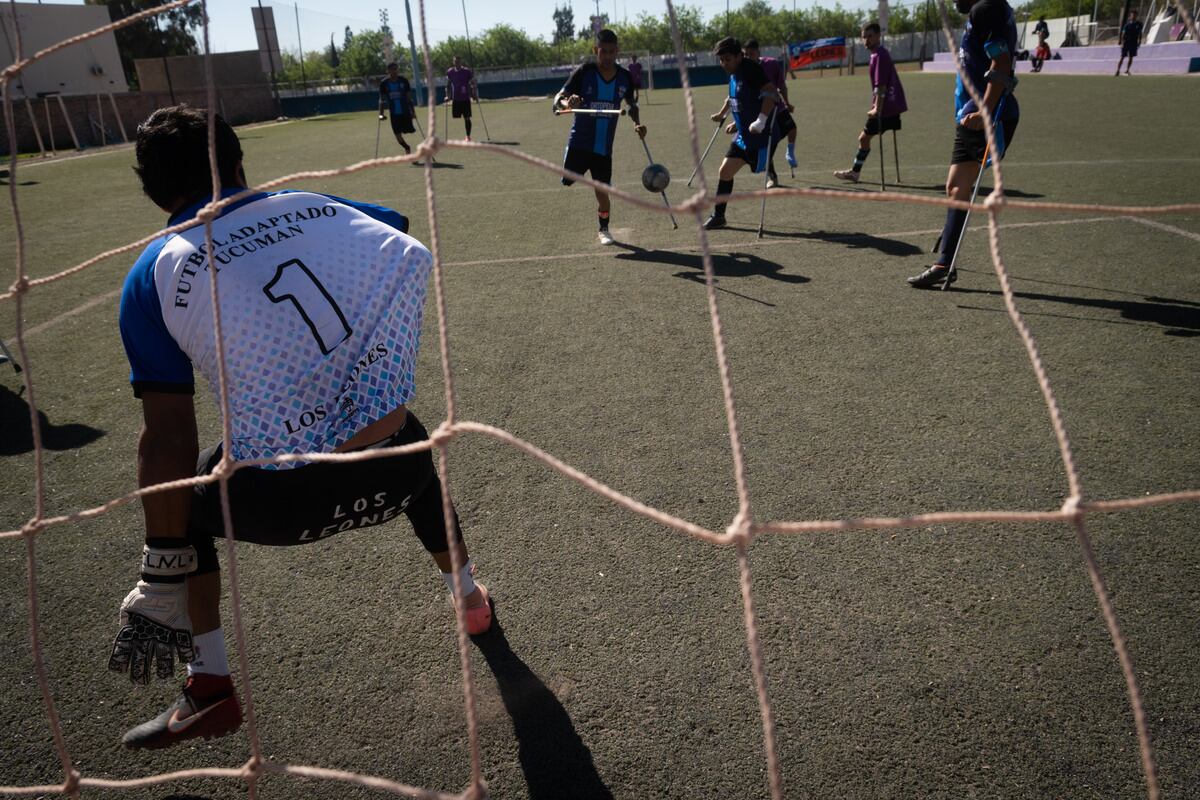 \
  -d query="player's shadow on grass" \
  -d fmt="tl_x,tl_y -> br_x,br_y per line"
412,161 -> 465,169
953,284 -> 1200,336
0,385 -> 105,455
889,182 -> 1045,199
474,621 -> 613,800
614,244 -> 808,284
0,169 -> 38,186
768,229 -> 923,256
